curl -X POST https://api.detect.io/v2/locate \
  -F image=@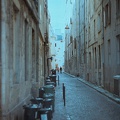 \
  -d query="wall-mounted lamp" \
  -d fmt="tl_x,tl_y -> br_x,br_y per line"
65,25 -> 69,29
47,57 -> 53,61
